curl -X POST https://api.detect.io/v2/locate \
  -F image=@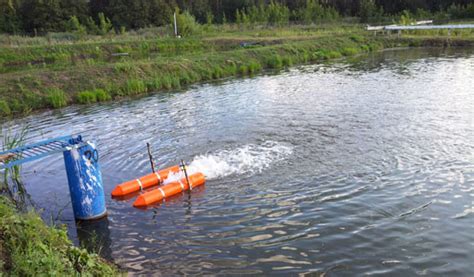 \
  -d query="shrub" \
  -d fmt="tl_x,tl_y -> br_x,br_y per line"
175,10 -> 200,37
66,16 -> 86,37
98,13 -> 113,35
46,88 -> 67,109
